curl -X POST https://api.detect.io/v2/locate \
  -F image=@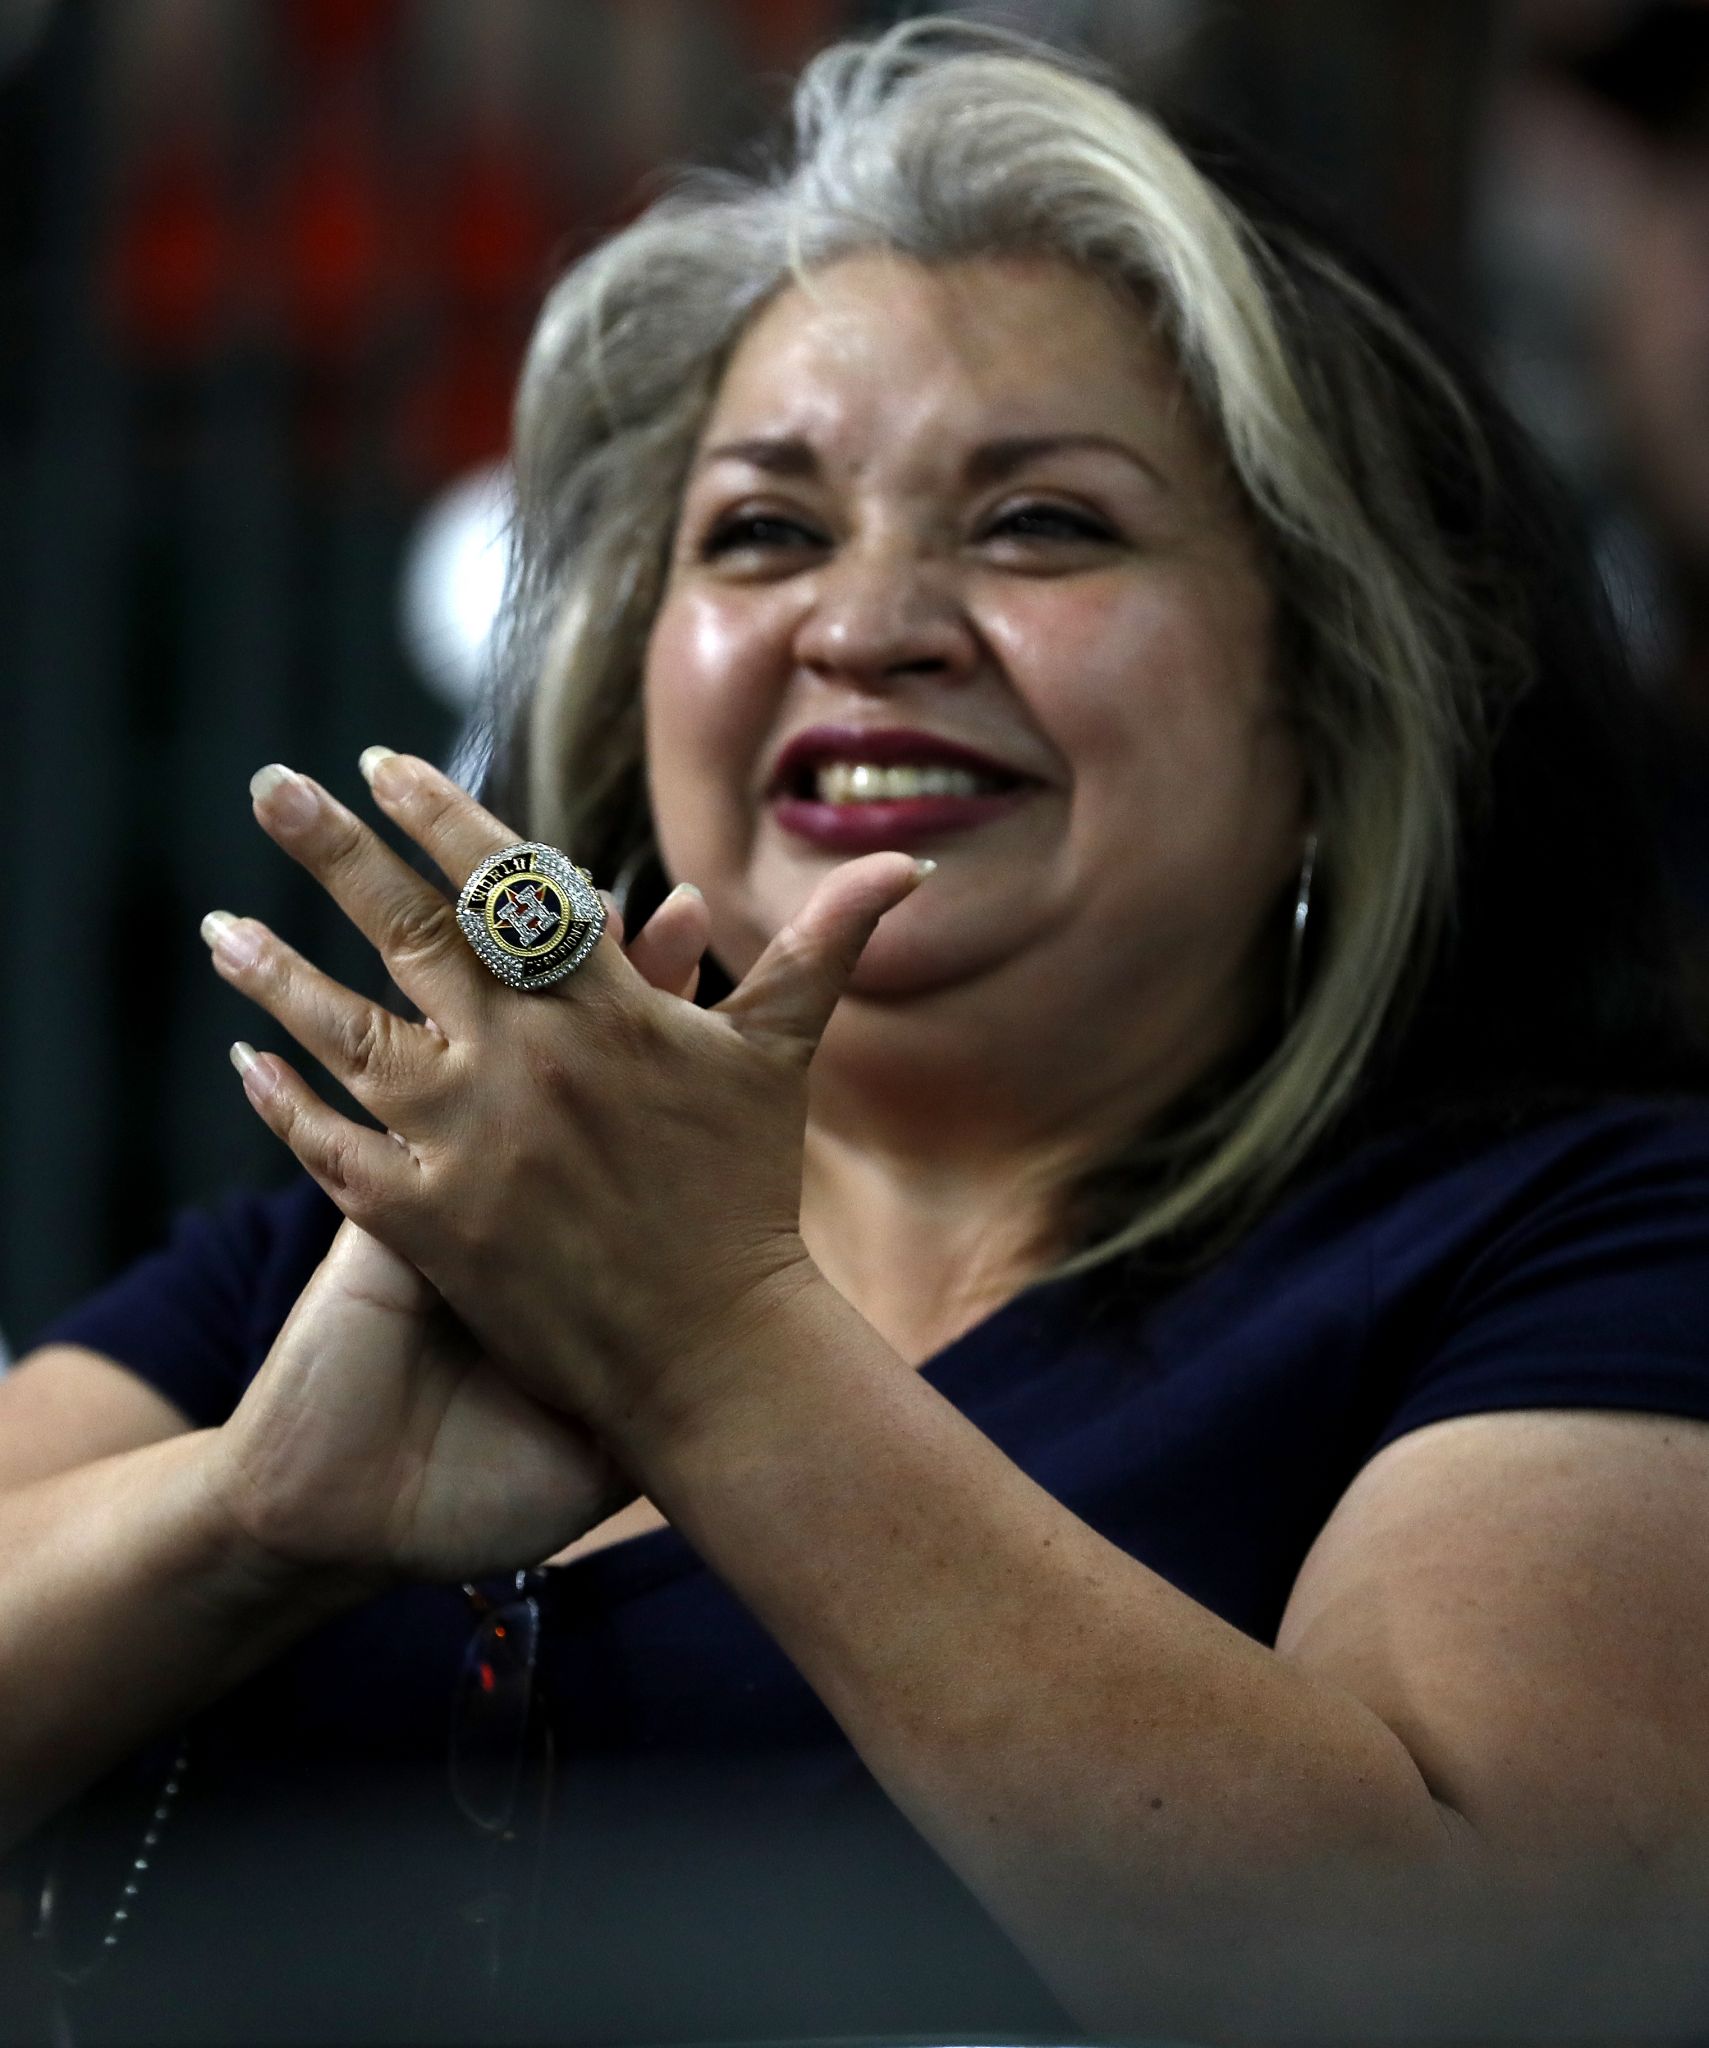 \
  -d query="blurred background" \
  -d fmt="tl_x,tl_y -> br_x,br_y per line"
2,0 -> 1707,1353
